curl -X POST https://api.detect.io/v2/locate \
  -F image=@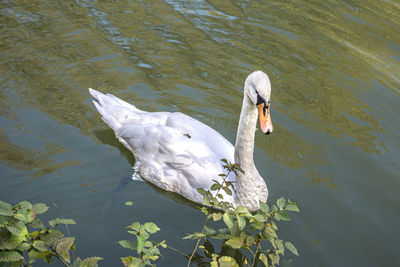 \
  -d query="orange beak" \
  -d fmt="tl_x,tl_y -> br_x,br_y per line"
257,103 -> 273,135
